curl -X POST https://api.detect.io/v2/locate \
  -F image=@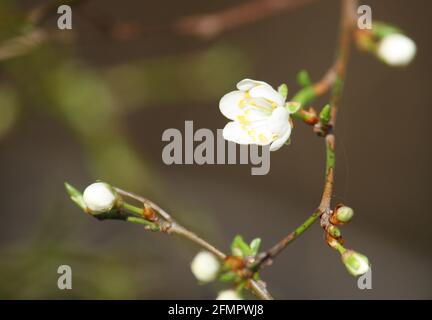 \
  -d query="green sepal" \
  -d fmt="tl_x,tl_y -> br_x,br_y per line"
278,83 -> 288,99
372,22 -> 403,39
235,281 -> 247,294
231,235 -> 252,257
219,271 -> 238,282
64,182 -> 86,210
286,101 -> 301,114
252,272 -> 261,281
249,238 -> 262,256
